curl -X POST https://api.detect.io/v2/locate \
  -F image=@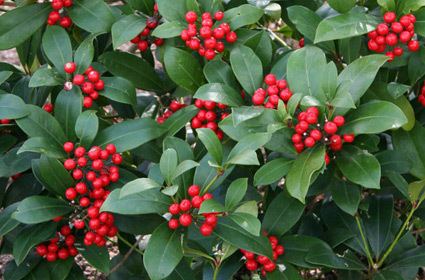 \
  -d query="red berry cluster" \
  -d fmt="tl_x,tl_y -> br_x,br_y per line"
62,142 -> 121,247
252,74 -> 293,108
43,103 -> 54,113
367,12 -> 420,61
130,4 -> 164,51
157,100 -> 187,124
241,235 -> 285,276
0,119 -> 10,124
47,0 -> 73,28
35,226 -> 78,262
63,62 -> 105,108
167,185 -> 219,236
181,11 -> 237,60
291,107 -> 354,164
191,99 -> 228,140
418,82 -> 425,107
